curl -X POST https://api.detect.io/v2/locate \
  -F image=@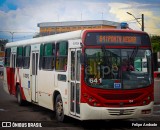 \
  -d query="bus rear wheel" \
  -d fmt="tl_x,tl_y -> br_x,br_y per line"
16,86 -> 24,106
55,94 -> 65,122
